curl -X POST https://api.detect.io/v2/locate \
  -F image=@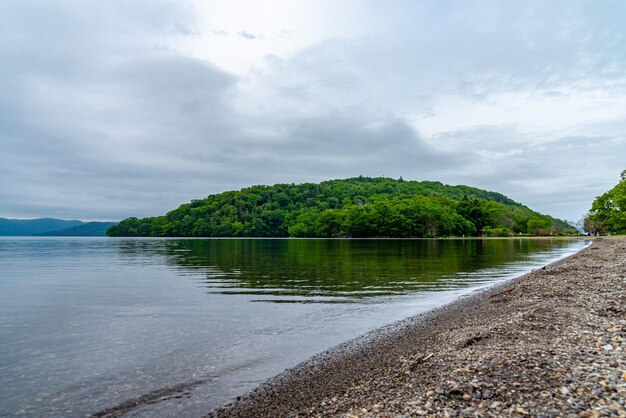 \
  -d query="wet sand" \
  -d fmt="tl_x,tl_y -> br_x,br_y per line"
207,237 -> 625,417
